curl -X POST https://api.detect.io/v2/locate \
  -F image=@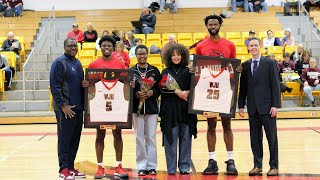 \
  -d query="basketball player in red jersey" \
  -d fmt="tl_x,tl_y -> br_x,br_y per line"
195,15 -> 240,175
86,35 -> 128,179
